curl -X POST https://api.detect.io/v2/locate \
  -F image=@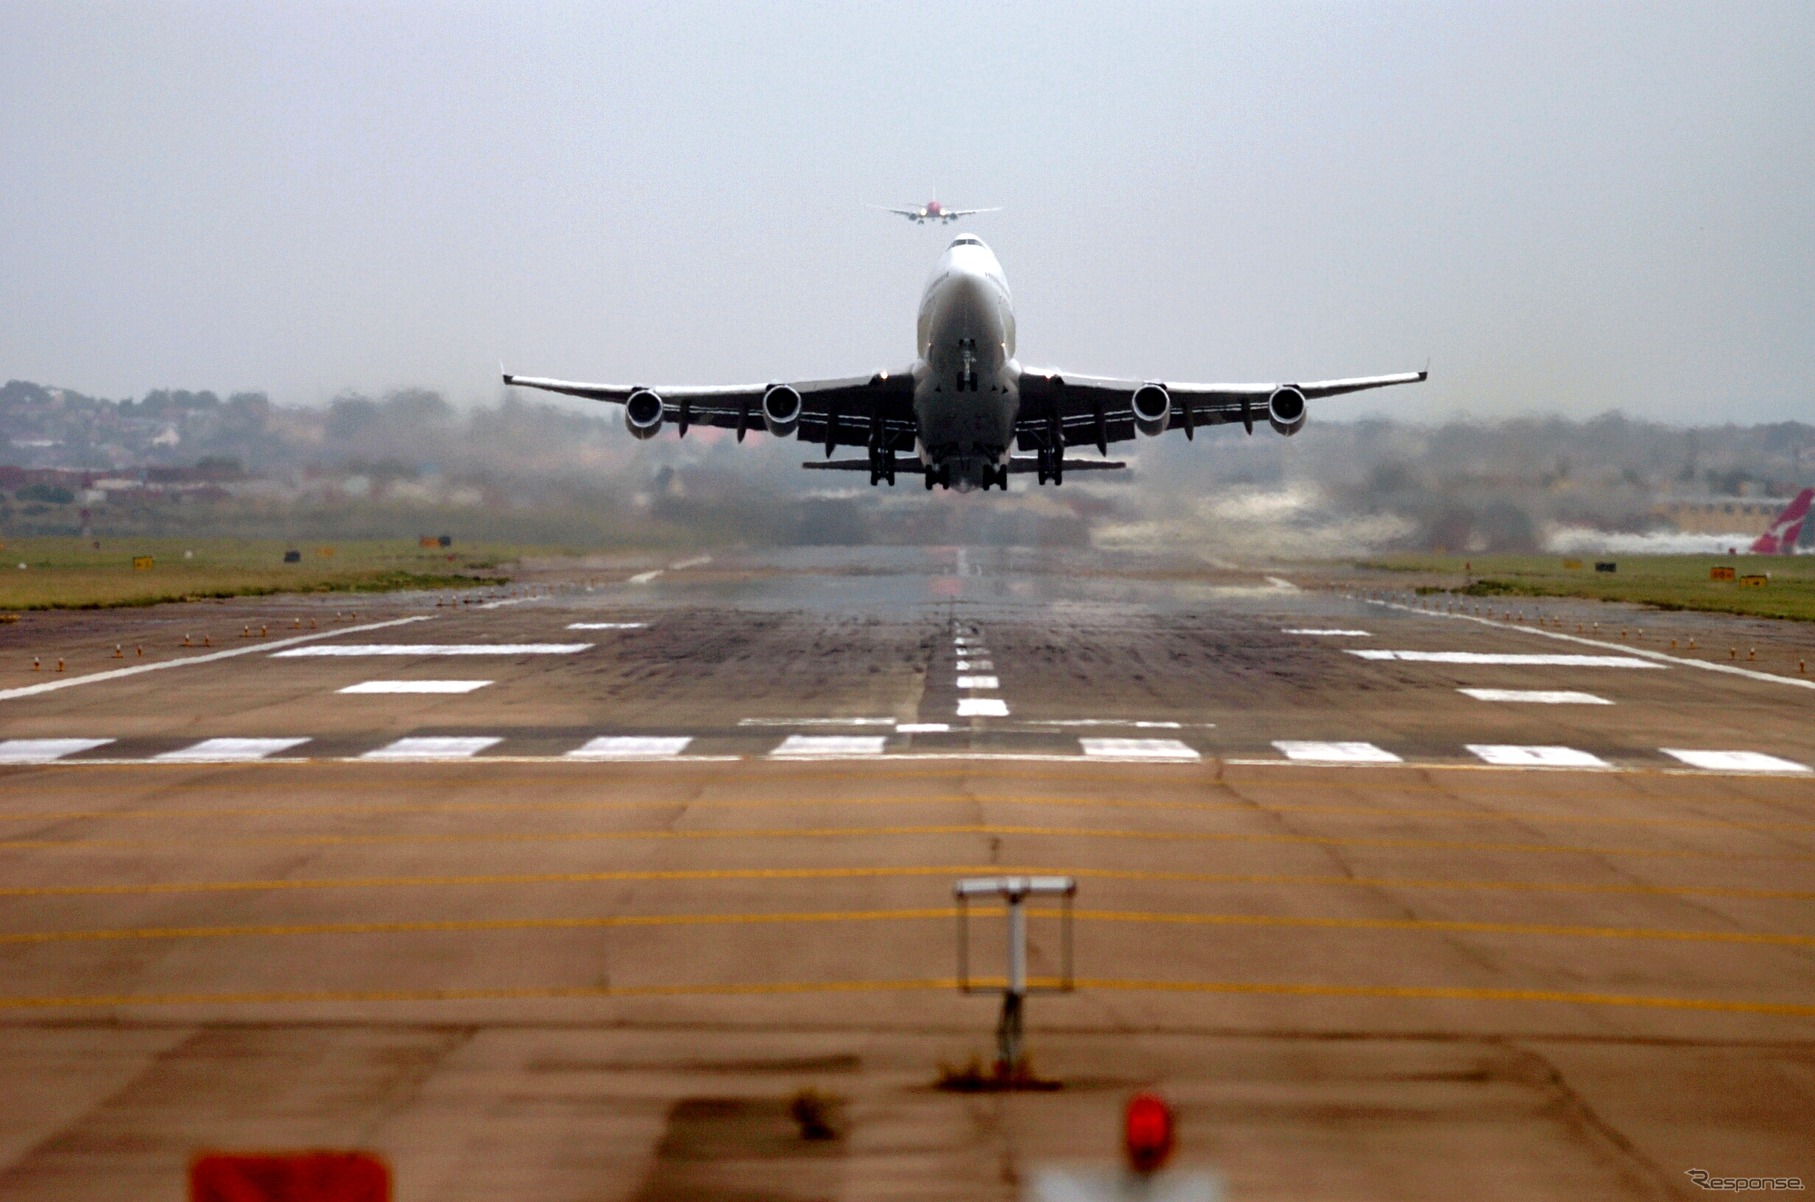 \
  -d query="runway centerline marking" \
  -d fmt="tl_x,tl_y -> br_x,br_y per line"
1460,689 -> 1612,704
566,622 -> 646,630
0,739 -> 113,763
1283,629 -> 1371,637
955,675 -> 999,690
362,737 -> 501,761
1466,745 -> 1612,769
957,699 -> 1010,718
1274,741 -> 1403,764
1364,597 -> 1815,691
1351,650 -> 1661,668
338,680 -> 491,695
154,738 -> 310,763
275,643 -> 591,657
1662,750 -> 1811,774
0,615 -> 433,702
